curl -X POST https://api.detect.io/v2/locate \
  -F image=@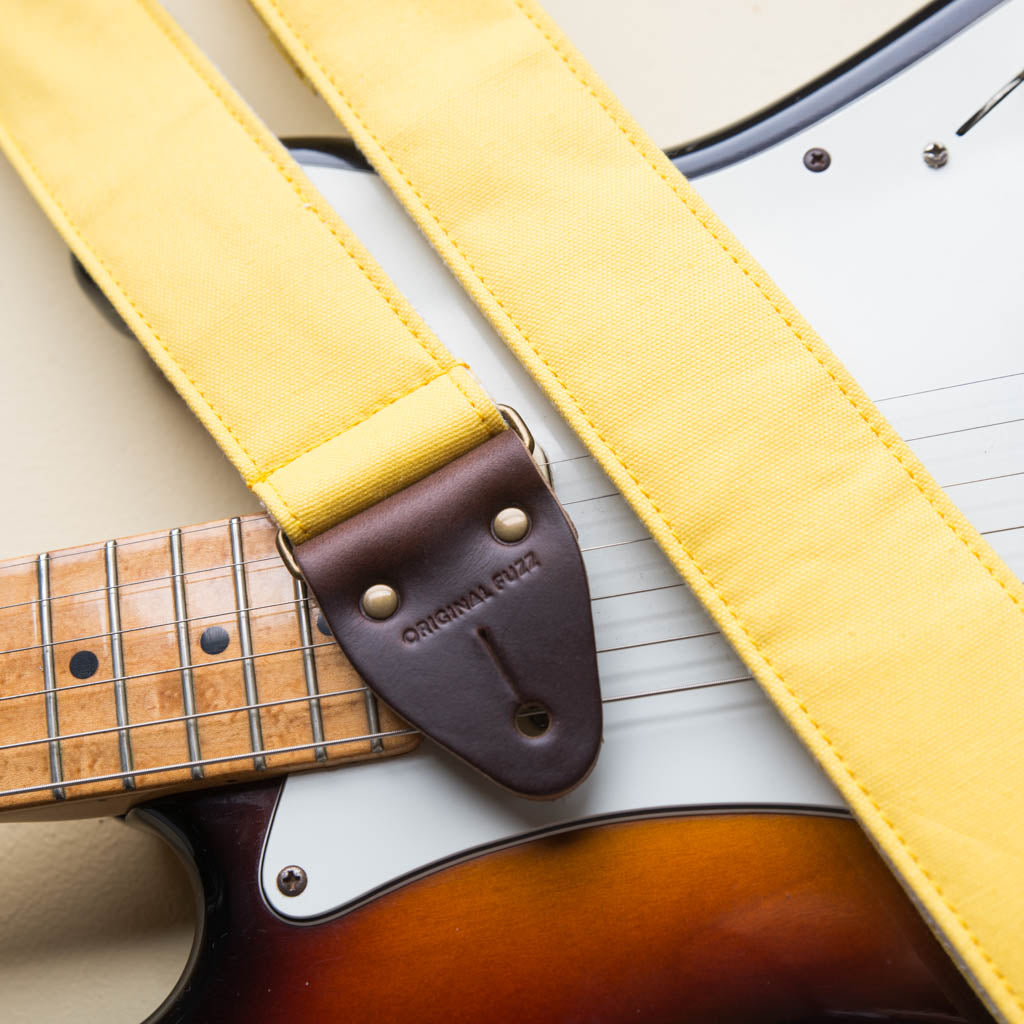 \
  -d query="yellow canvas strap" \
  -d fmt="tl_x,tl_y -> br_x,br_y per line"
251,1 -> 1024,1017
0,0 -> 503,545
